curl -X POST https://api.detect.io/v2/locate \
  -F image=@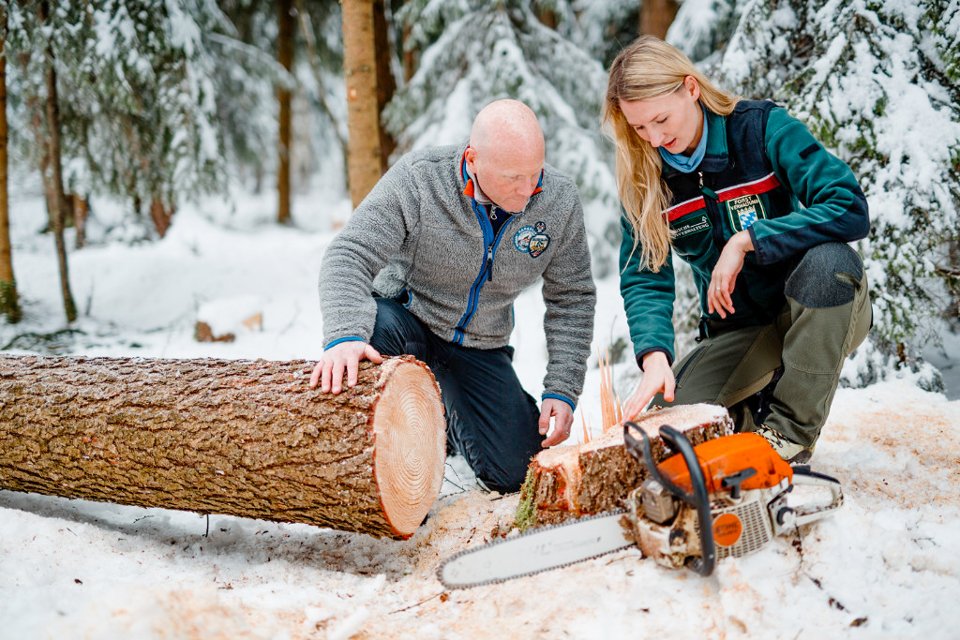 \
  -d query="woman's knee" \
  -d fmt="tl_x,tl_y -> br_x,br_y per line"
785,243 -> 864,308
